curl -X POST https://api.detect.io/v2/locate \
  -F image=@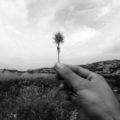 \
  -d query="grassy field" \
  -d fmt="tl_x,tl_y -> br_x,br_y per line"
0,77 -> 78,120
0,60 -> 120,120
